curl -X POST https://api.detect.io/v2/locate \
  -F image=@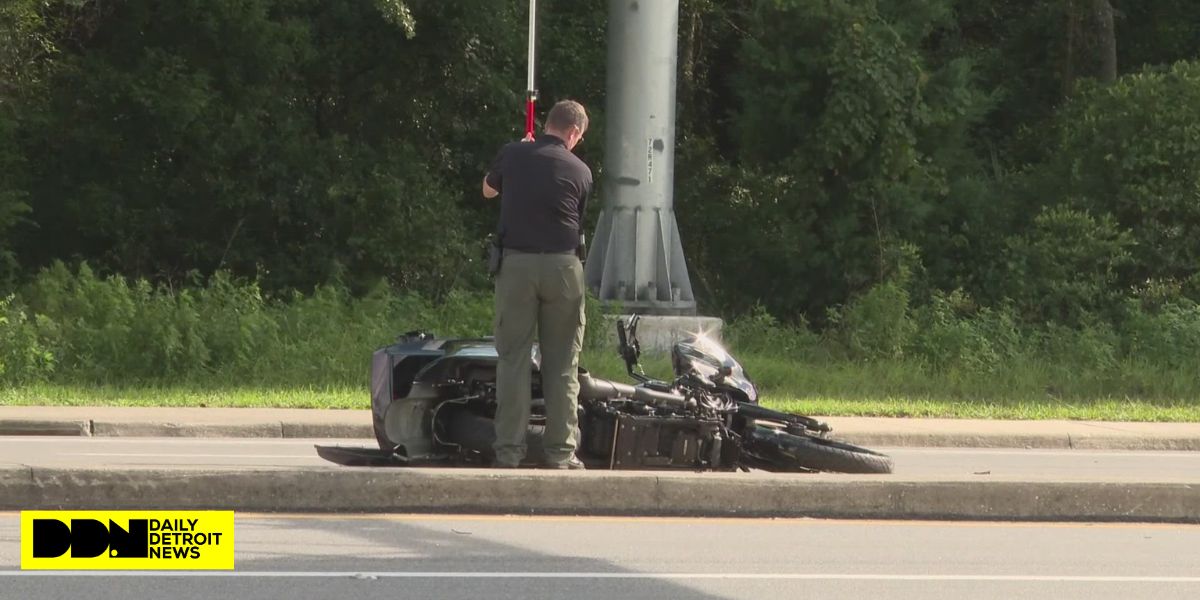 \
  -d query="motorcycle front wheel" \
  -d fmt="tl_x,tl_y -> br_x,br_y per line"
747,426 -> 894,474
